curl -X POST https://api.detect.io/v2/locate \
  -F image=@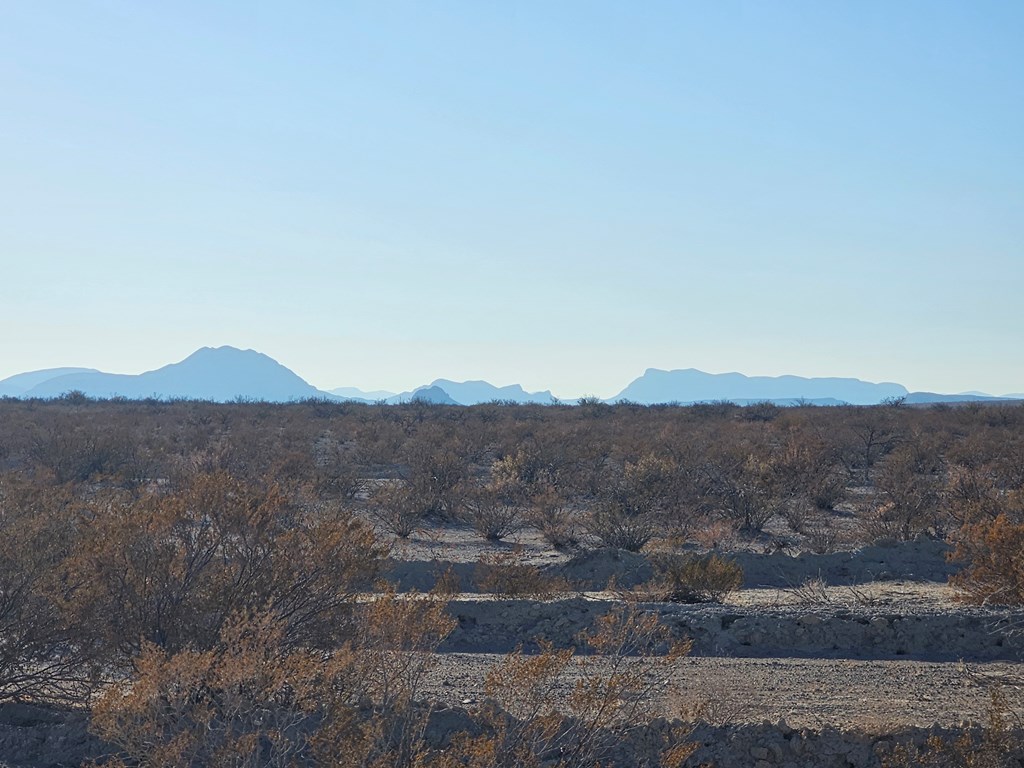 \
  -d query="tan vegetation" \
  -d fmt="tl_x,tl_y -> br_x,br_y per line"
1,396 -> 1024,763
473,549 -> 571,599
437,605 -> 696,768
